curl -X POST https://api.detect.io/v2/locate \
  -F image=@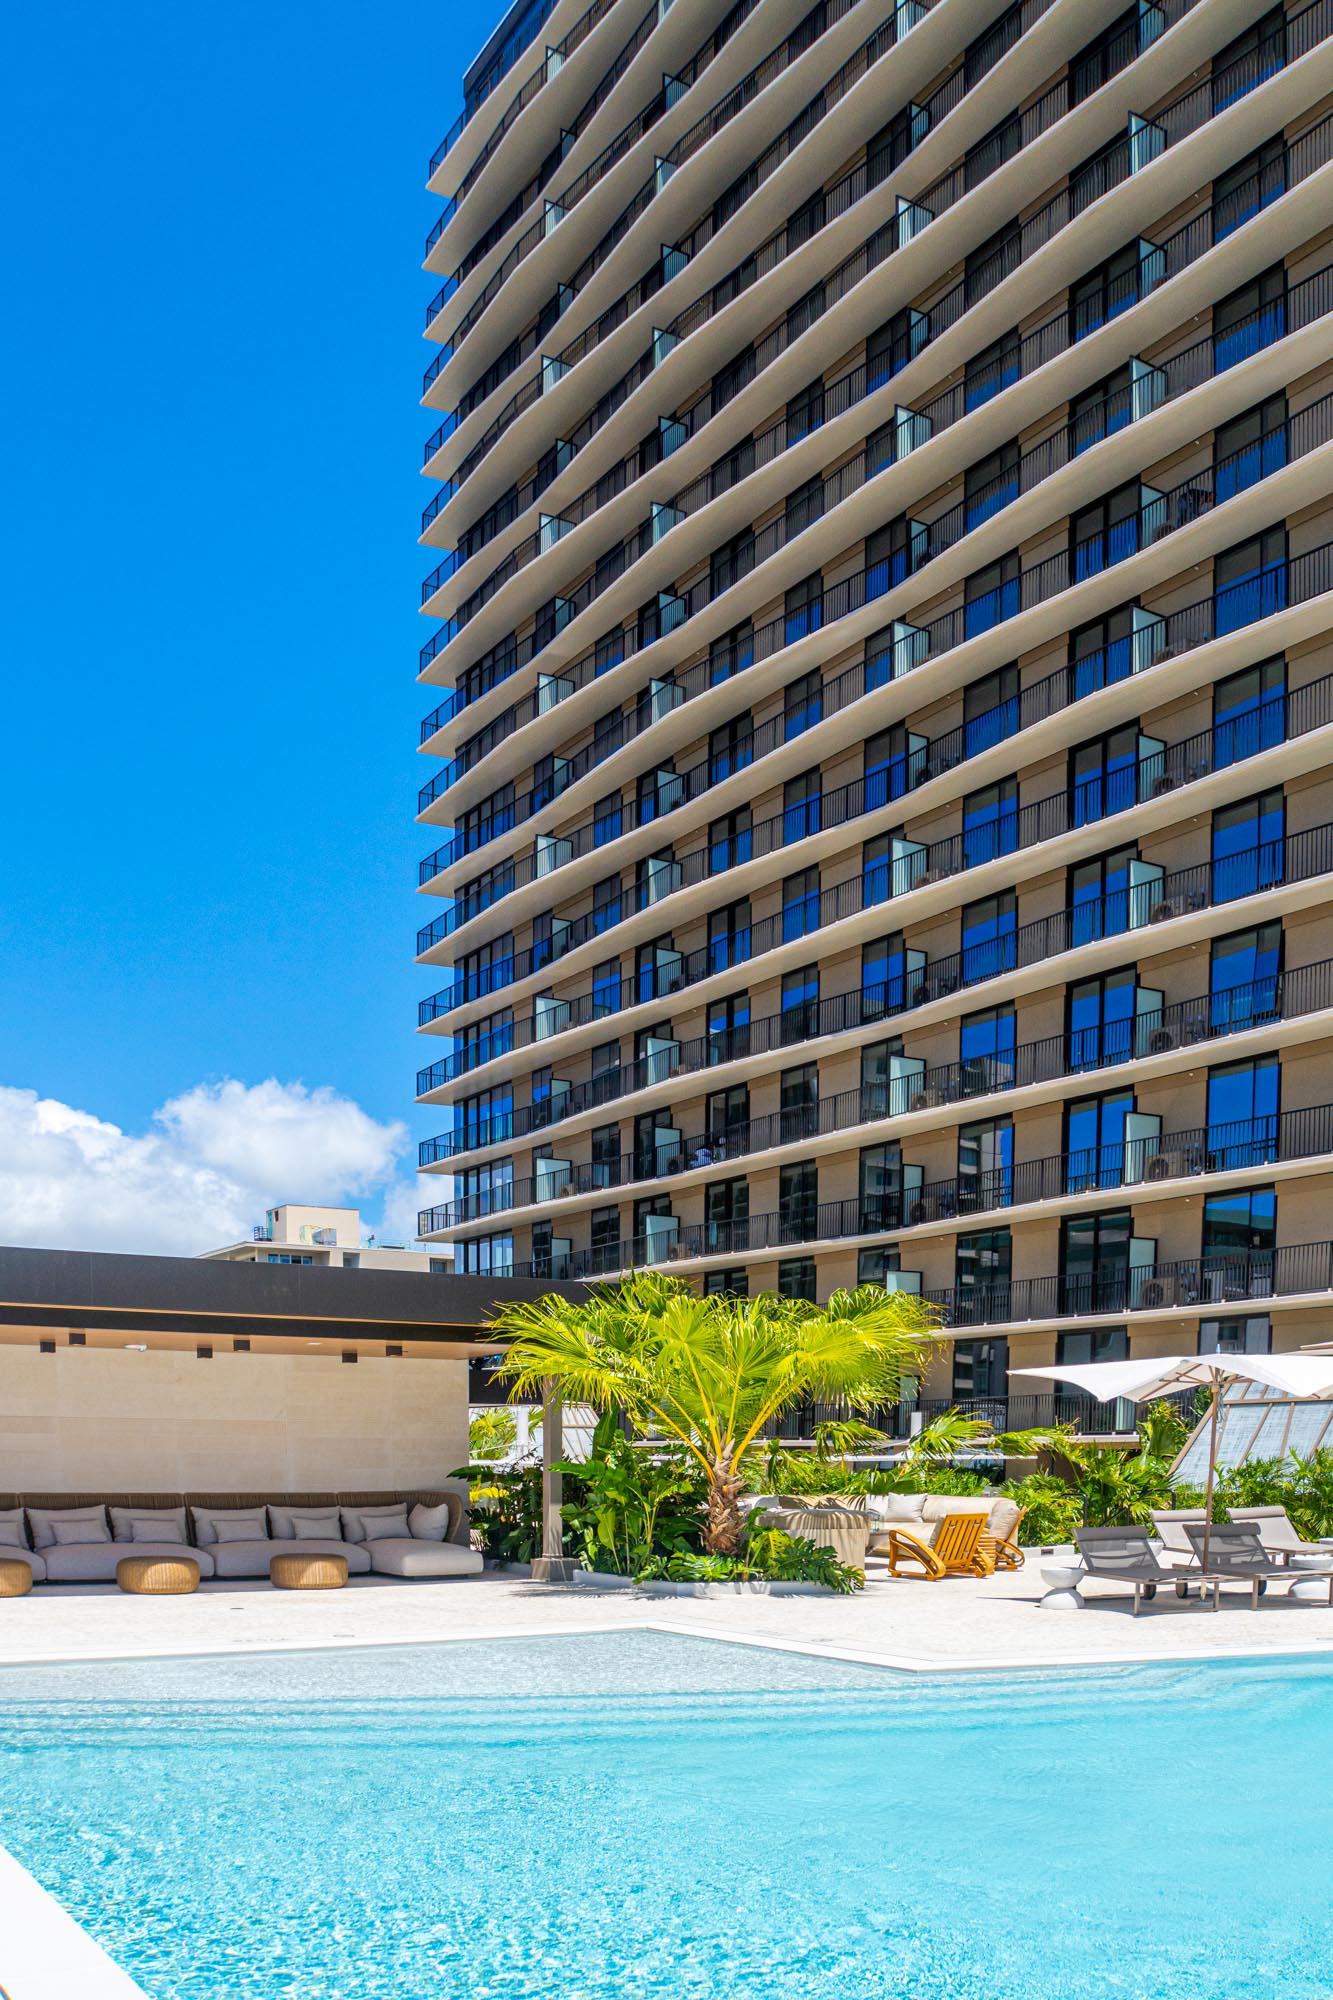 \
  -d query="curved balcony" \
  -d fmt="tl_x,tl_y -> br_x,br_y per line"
419,954 -> 1333,1163
427,1103 -> 1331,1237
